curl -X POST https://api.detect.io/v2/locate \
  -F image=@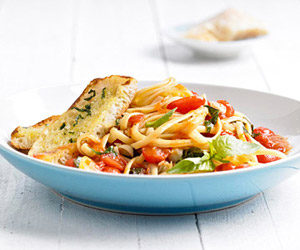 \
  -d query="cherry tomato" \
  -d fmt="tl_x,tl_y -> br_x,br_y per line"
100,153 -> 127,171
235,164 -> 251,169
128,114 -> 145,126
102,167 -> 121,174
167,96 -> 206,114
220,130 -> 235,136
253,127 -> 291,153
65,158 -> 76,168
142,147 -> 170,164
215,163 -> 250,171
257,155 -> 280,163
215,163 -> 235,171
201,133 -> 215,138
217,100 -> 235,119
